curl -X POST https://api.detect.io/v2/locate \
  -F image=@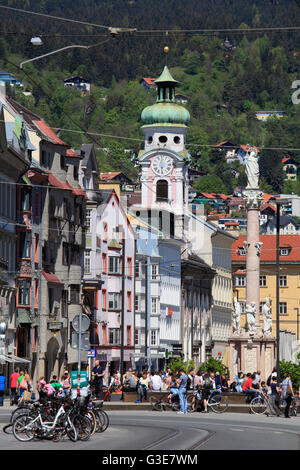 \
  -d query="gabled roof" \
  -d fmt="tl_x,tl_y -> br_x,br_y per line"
239,145 -> 260,154
140,77 -> 157,86
33,120 -> 68,146
232,235 -> 300,262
